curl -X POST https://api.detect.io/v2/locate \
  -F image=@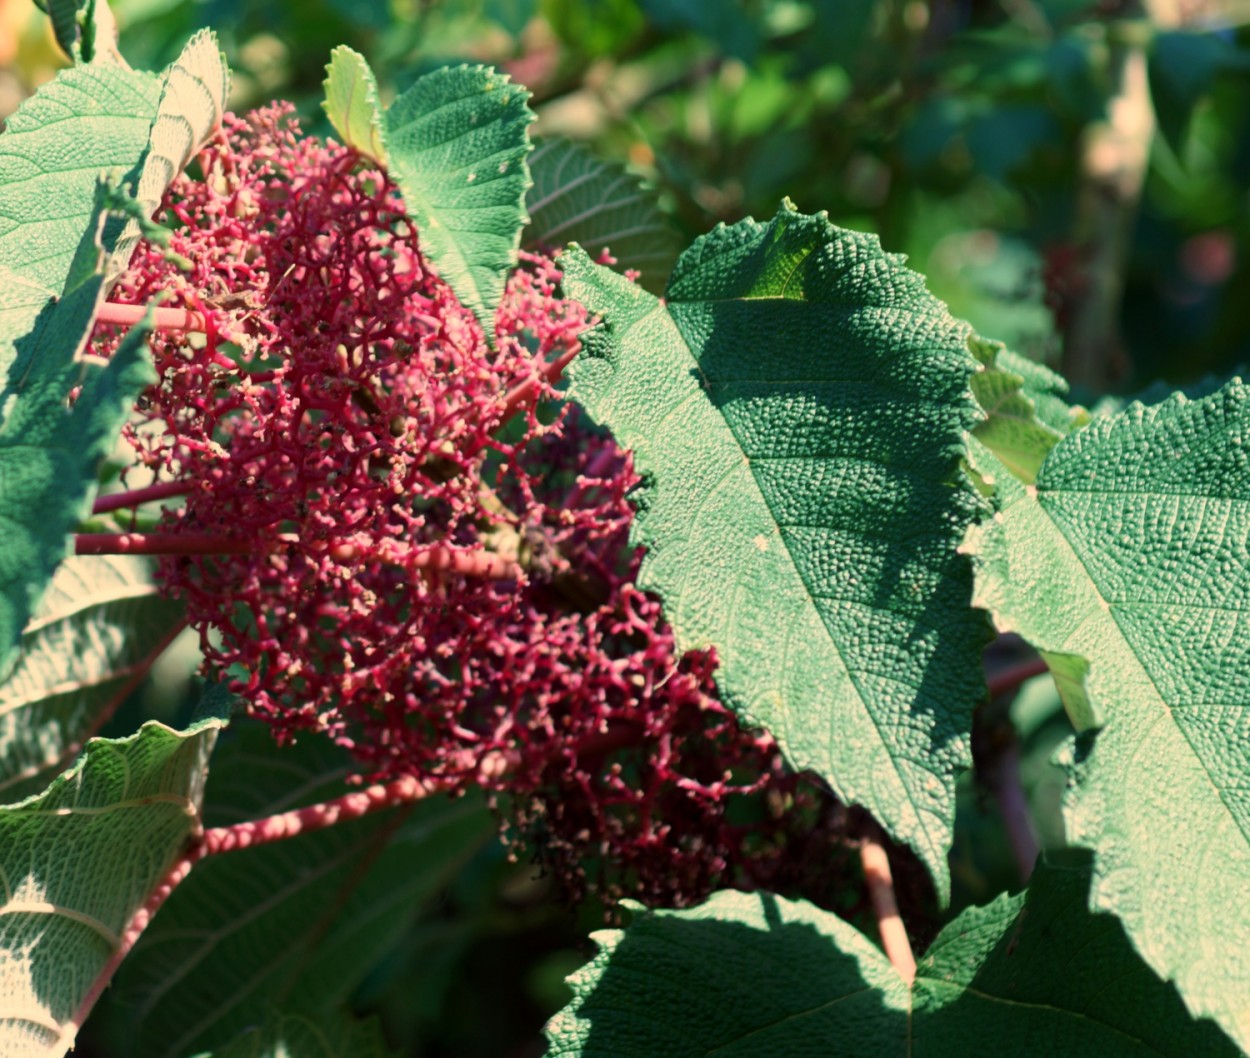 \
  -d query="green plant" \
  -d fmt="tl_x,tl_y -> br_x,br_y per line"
0,2 -> 1247,1056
